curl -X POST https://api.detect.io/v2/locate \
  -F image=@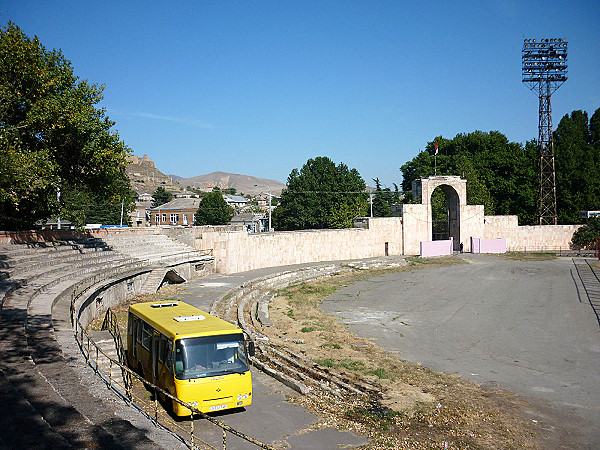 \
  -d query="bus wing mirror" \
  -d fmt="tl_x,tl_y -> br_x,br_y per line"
247,341 -> 255,357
